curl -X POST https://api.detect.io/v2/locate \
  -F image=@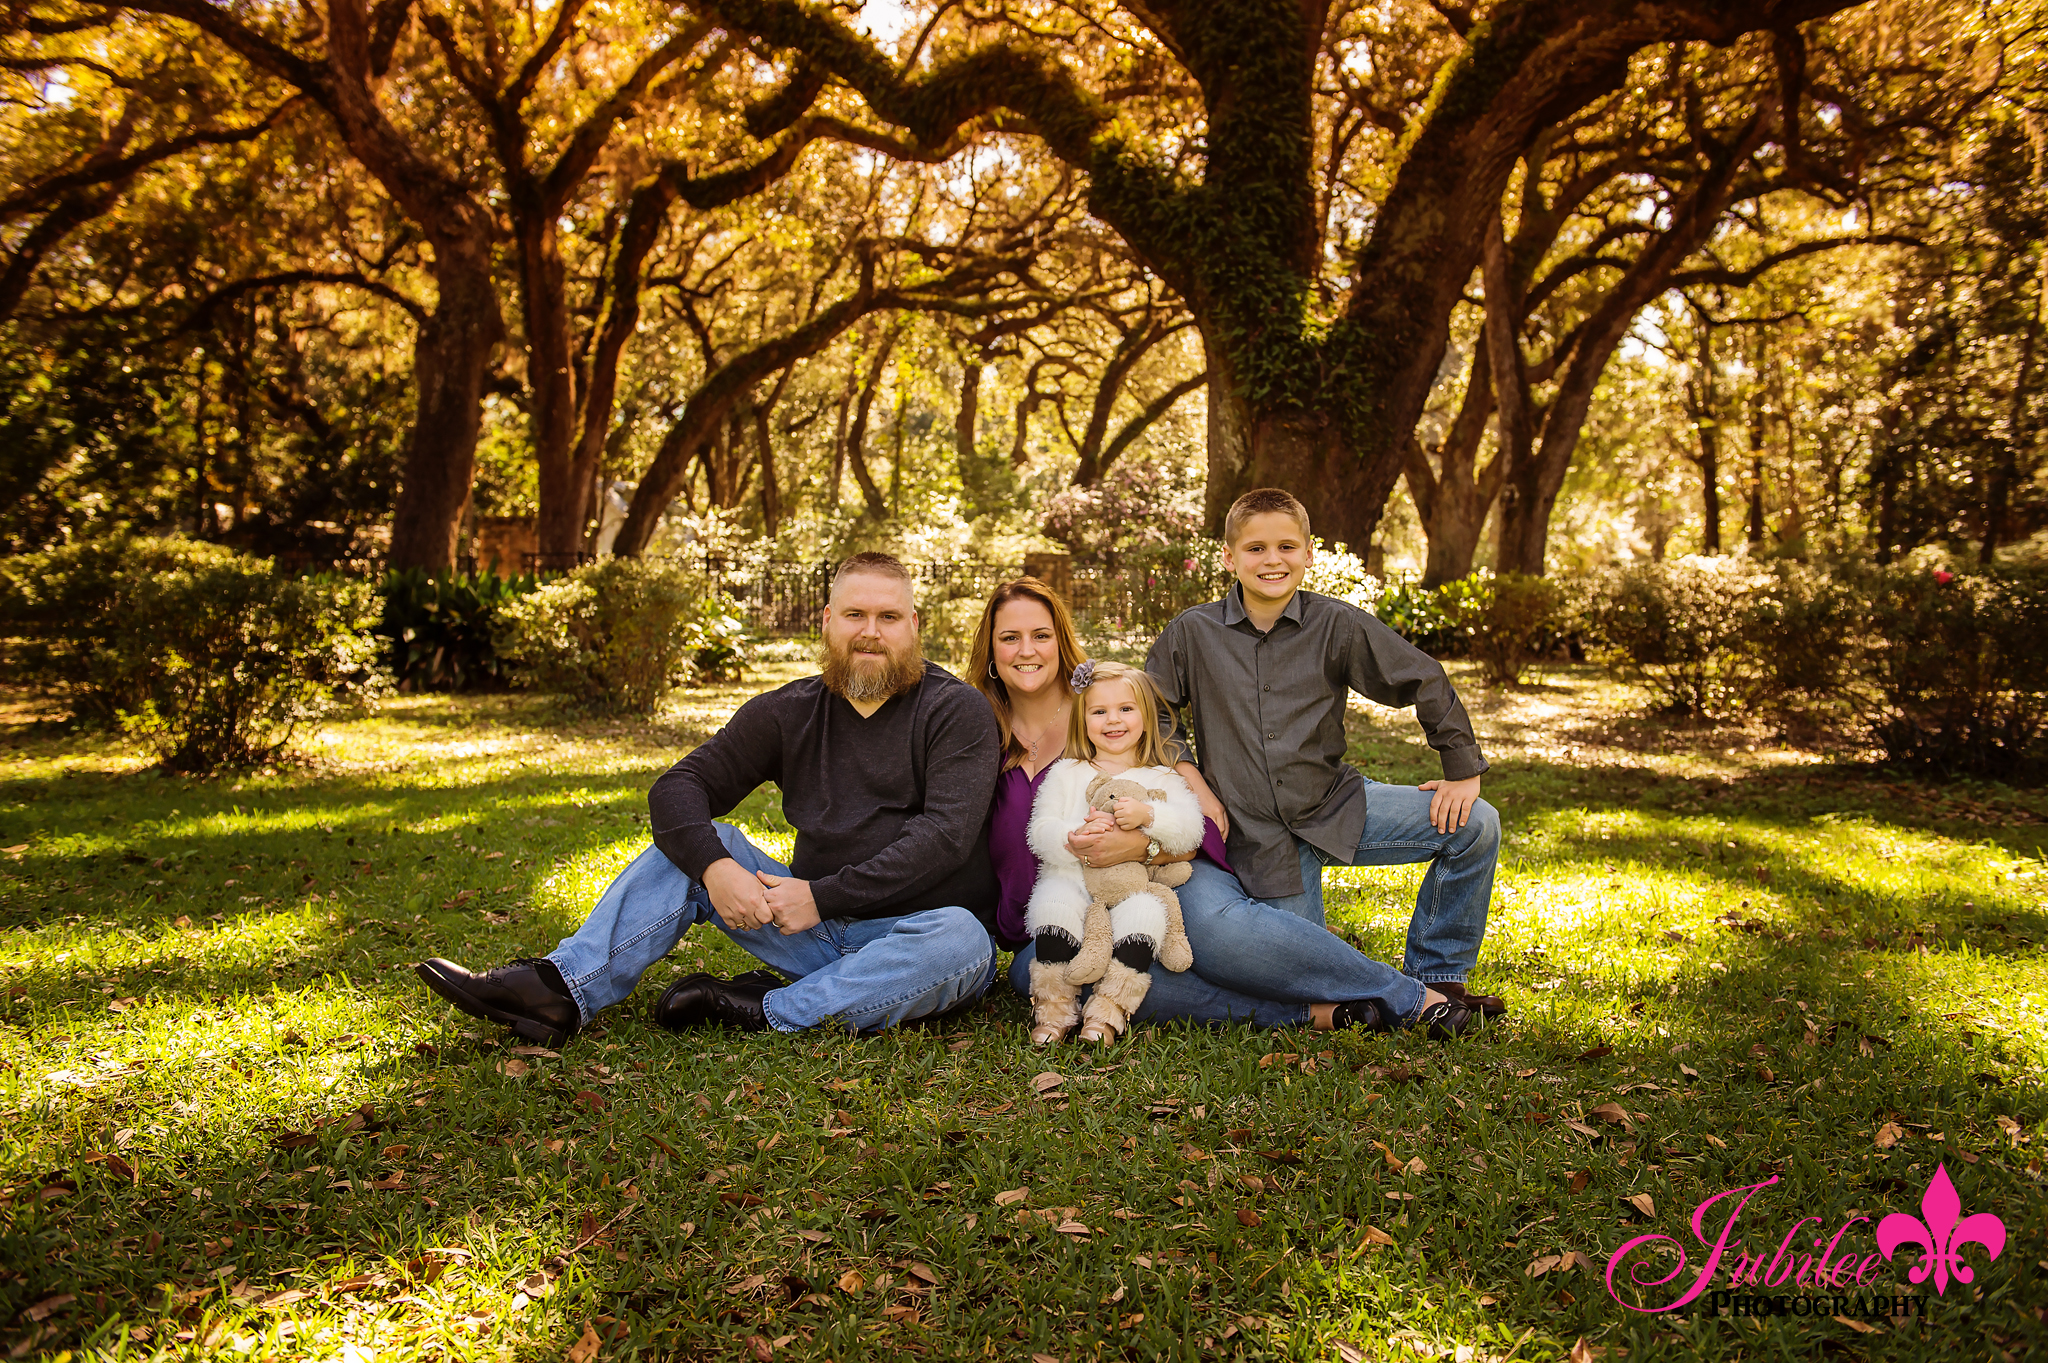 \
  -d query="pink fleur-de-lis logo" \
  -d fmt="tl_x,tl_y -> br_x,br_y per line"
1876,1162 -> 2006,1295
